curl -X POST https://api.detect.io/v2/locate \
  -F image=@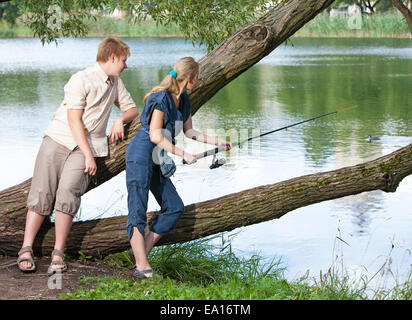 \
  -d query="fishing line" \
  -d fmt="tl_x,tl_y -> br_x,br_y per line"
184,105 -> 357,169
